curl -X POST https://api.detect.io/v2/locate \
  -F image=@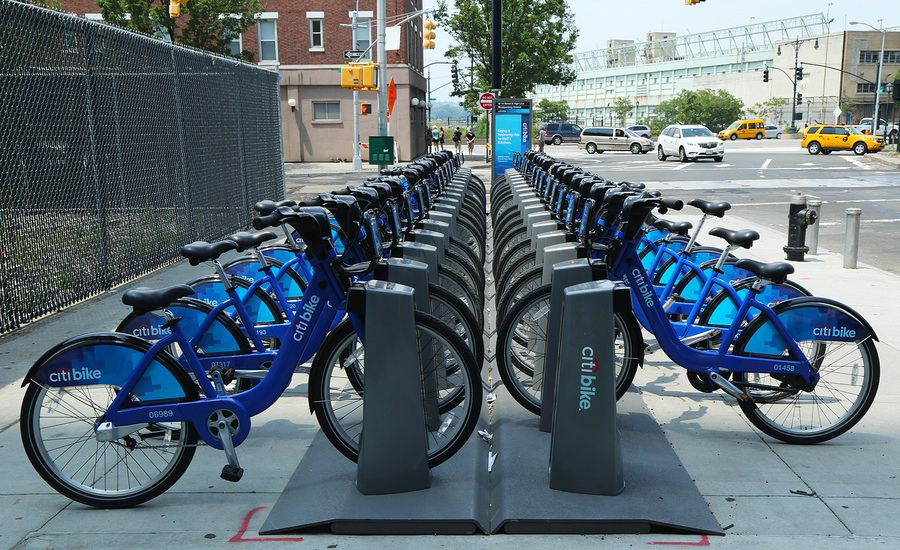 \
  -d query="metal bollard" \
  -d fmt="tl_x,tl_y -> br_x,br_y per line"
806,199 -> 822,255
783,193 -> 818,261
843,208 -> 862,269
